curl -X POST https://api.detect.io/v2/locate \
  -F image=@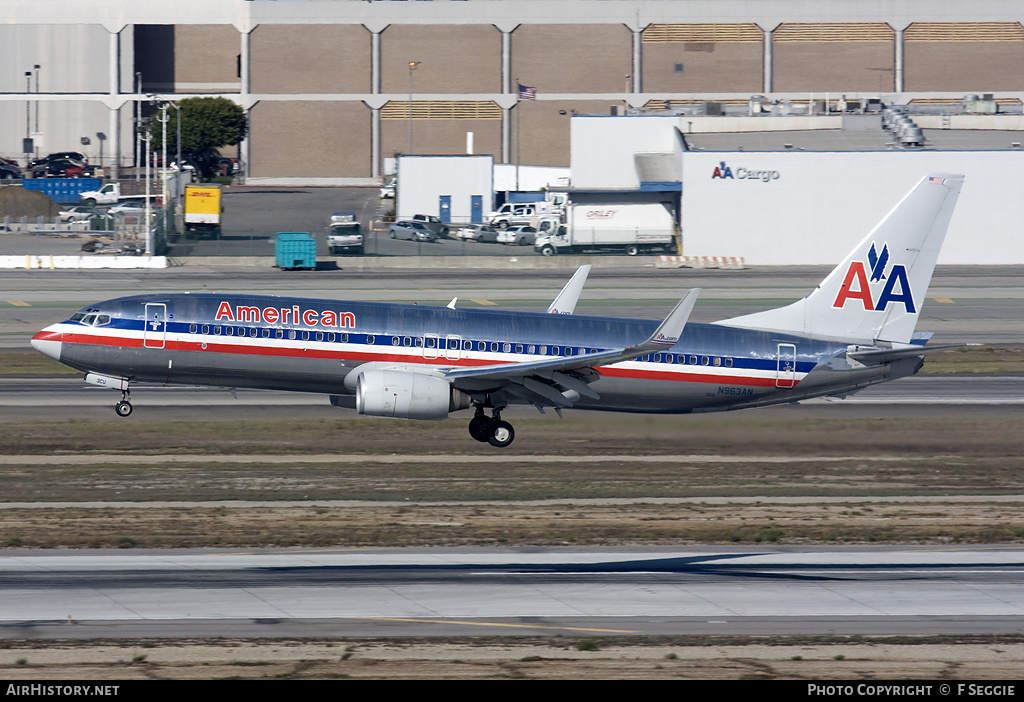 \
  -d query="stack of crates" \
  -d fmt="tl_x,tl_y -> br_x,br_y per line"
275,232 -> 316,270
